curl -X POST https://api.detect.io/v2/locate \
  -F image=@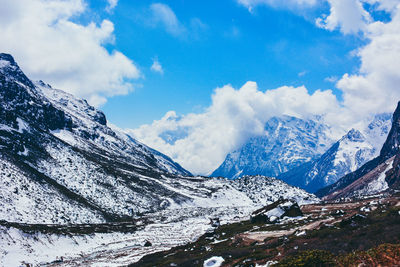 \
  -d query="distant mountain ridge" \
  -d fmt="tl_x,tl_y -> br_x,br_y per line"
211,112 -> 392,193
211,115 -> 334,179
